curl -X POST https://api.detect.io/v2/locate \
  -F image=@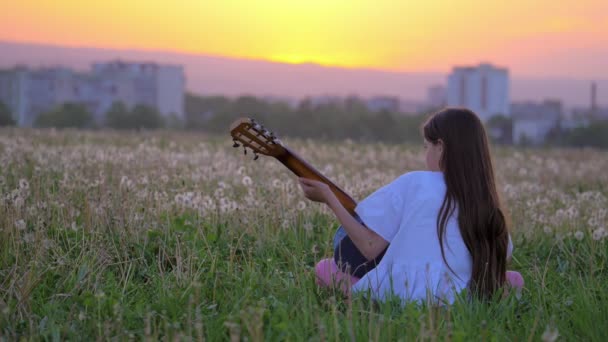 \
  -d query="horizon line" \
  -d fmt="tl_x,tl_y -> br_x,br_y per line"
2,38 -> 605,82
